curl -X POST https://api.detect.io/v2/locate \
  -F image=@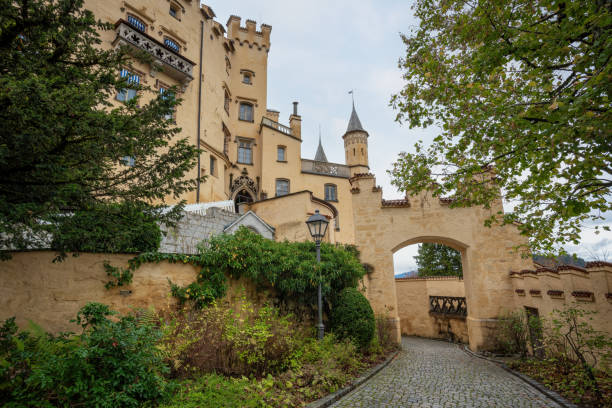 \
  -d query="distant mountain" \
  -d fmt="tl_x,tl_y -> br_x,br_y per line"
395,270 -> 418,279
533,254 -> 586,268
